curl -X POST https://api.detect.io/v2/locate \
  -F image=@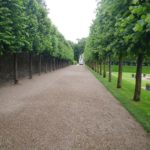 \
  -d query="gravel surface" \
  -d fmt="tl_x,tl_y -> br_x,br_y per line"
0,65 -> 149,150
